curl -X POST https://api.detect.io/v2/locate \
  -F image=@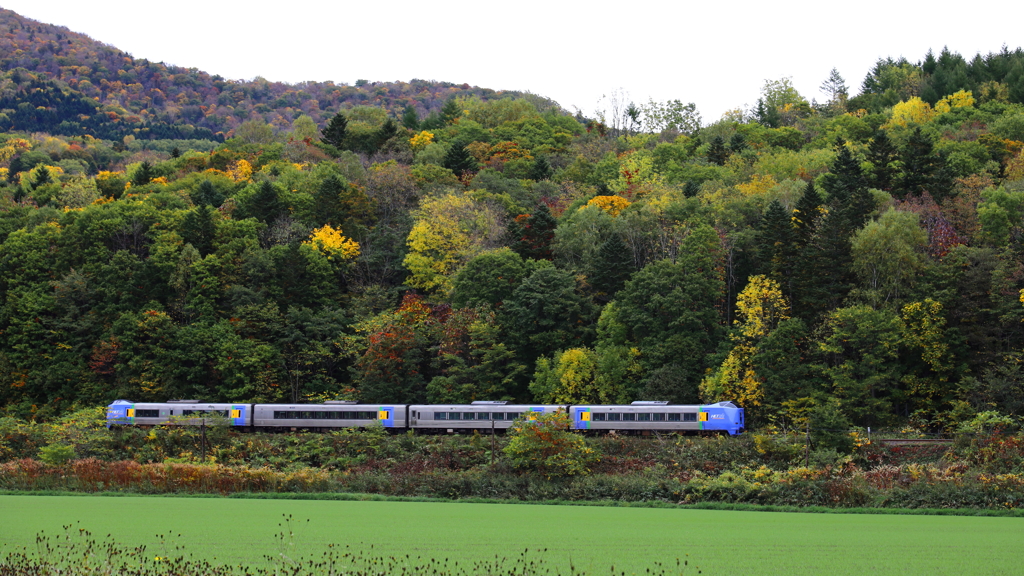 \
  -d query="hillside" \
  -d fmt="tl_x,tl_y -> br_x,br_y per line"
0,8 -> 558,141
0,8 -> 1024,440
